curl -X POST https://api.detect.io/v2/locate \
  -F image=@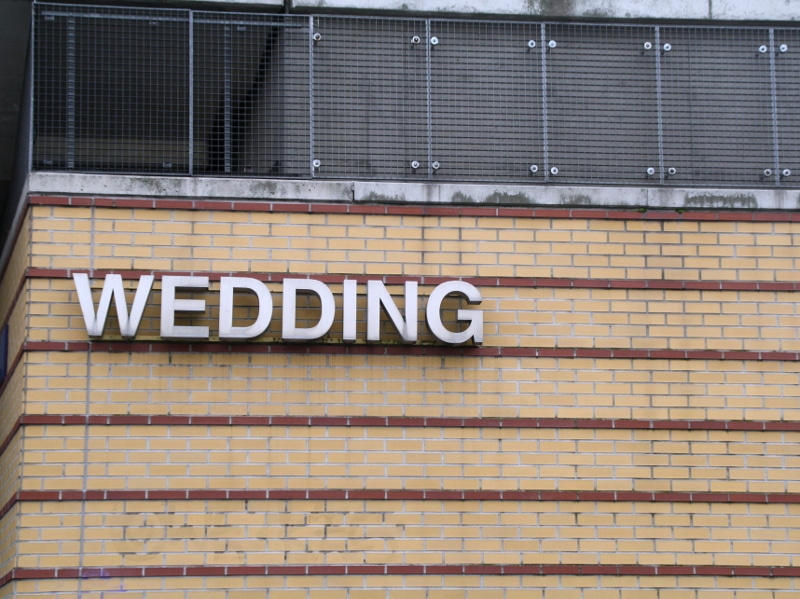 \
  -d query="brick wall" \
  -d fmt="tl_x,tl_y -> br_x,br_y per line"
2,196 -> 800,597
